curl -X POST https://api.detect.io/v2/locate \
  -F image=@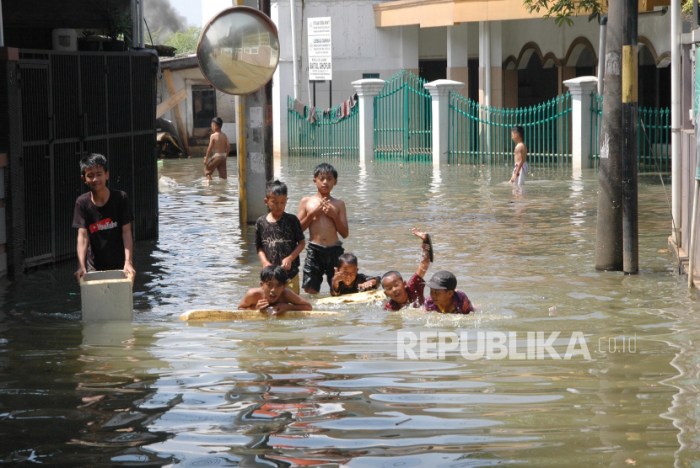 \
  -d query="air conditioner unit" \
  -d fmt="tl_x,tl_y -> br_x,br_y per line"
52,29 -> 77,52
